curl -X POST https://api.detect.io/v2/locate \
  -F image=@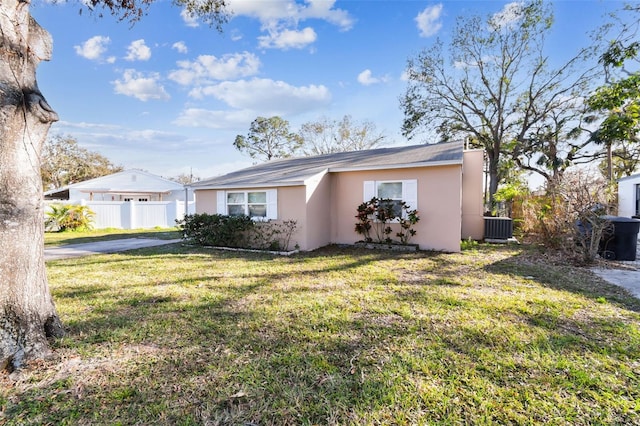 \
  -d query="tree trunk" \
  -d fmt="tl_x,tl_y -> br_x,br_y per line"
0,0 -> 64,372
